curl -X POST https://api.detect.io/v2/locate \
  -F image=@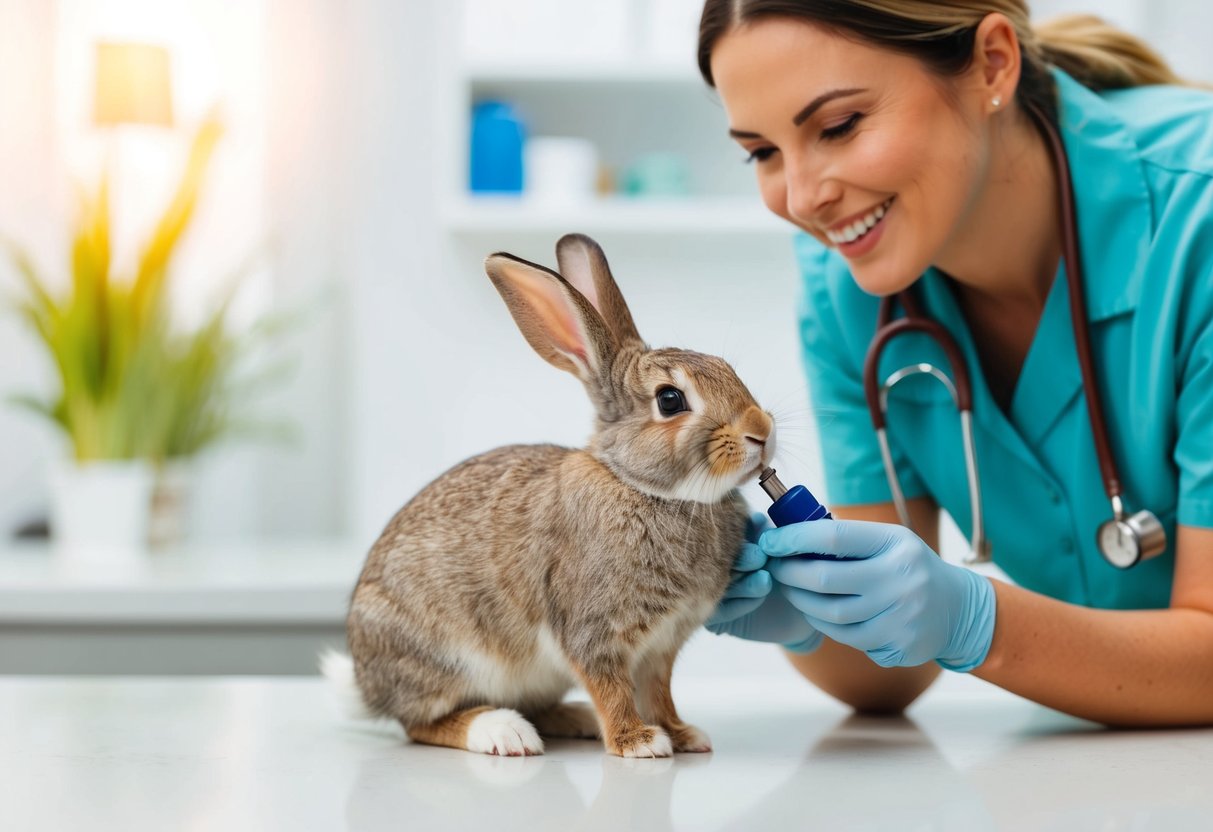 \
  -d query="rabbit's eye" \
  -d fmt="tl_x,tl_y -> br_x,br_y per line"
657,386 -> 689,416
